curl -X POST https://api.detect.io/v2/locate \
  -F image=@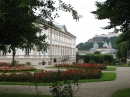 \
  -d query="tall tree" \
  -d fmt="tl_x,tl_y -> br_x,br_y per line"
116,32 -> 130,59
91,0 -> 130,32
91,0 -> 130,60
0,0 -> 81,65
